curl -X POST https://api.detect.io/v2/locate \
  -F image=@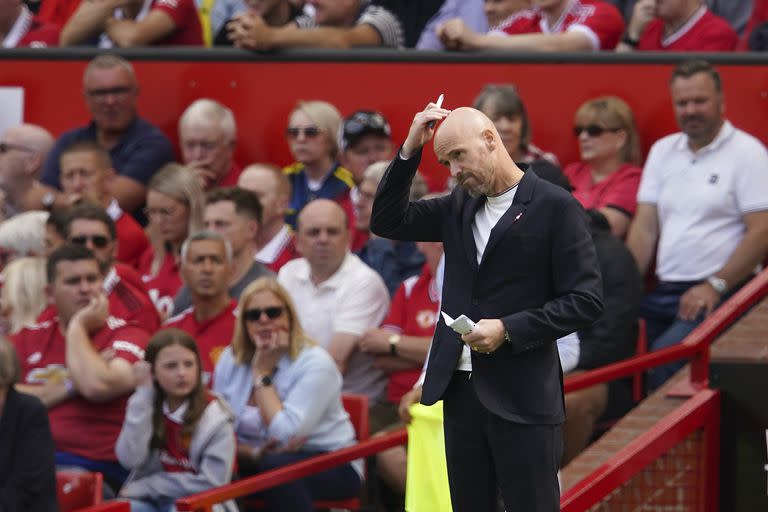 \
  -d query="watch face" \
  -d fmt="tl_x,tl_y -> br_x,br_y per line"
261,375 -> 272,386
